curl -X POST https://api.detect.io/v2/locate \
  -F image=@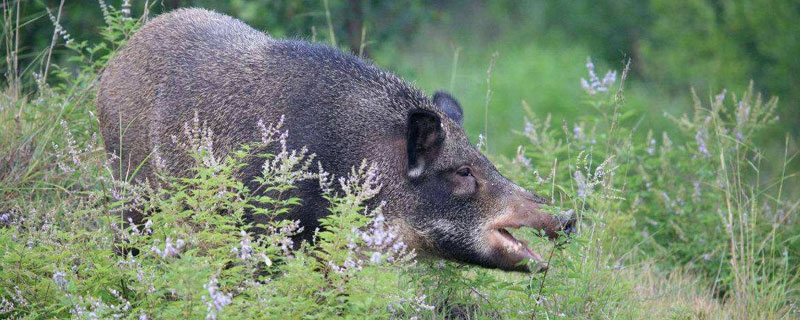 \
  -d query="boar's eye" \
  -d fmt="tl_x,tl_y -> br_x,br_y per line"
453,166 -> 477,196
